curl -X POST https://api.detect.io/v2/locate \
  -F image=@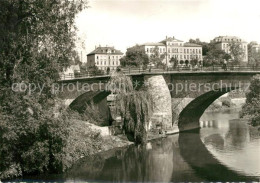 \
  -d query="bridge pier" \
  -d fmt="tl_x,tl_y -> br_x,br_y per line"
145,75 -> 172,130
